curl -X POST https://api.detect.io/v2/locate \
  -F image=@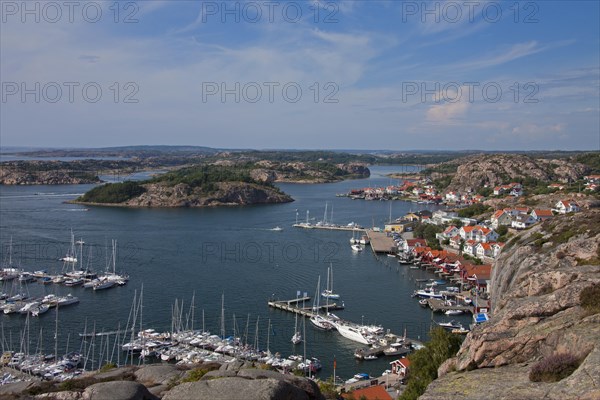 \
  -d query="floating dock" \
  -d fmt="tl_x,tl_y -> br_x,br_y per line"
268,300 -> 345,317
292,224 -> 366,232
